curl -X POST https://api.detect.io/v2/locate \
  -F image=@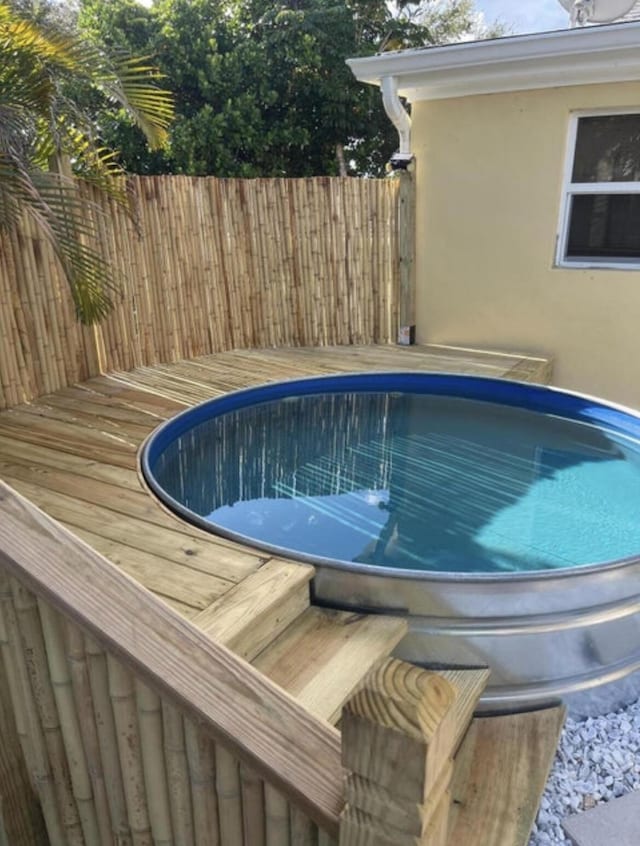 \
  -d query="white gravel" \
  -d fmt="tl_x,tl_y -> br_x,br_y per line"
528,699 -> 640,844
